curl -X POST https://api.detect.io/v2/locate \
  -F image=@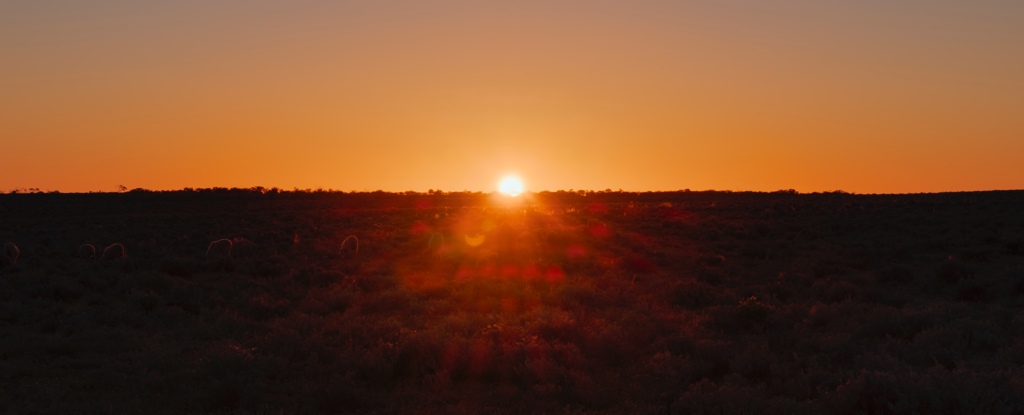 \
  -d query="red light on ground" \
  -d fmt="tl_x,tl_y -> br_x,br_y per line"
566,245 -> 587,259
589,223 -> 610,238
545,266 -> 566,282
523,264 -> 541,280
409,221 -> 430,236
500,264 -> 519,278
480,263 -> 496,278
456,265 -> 474,281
